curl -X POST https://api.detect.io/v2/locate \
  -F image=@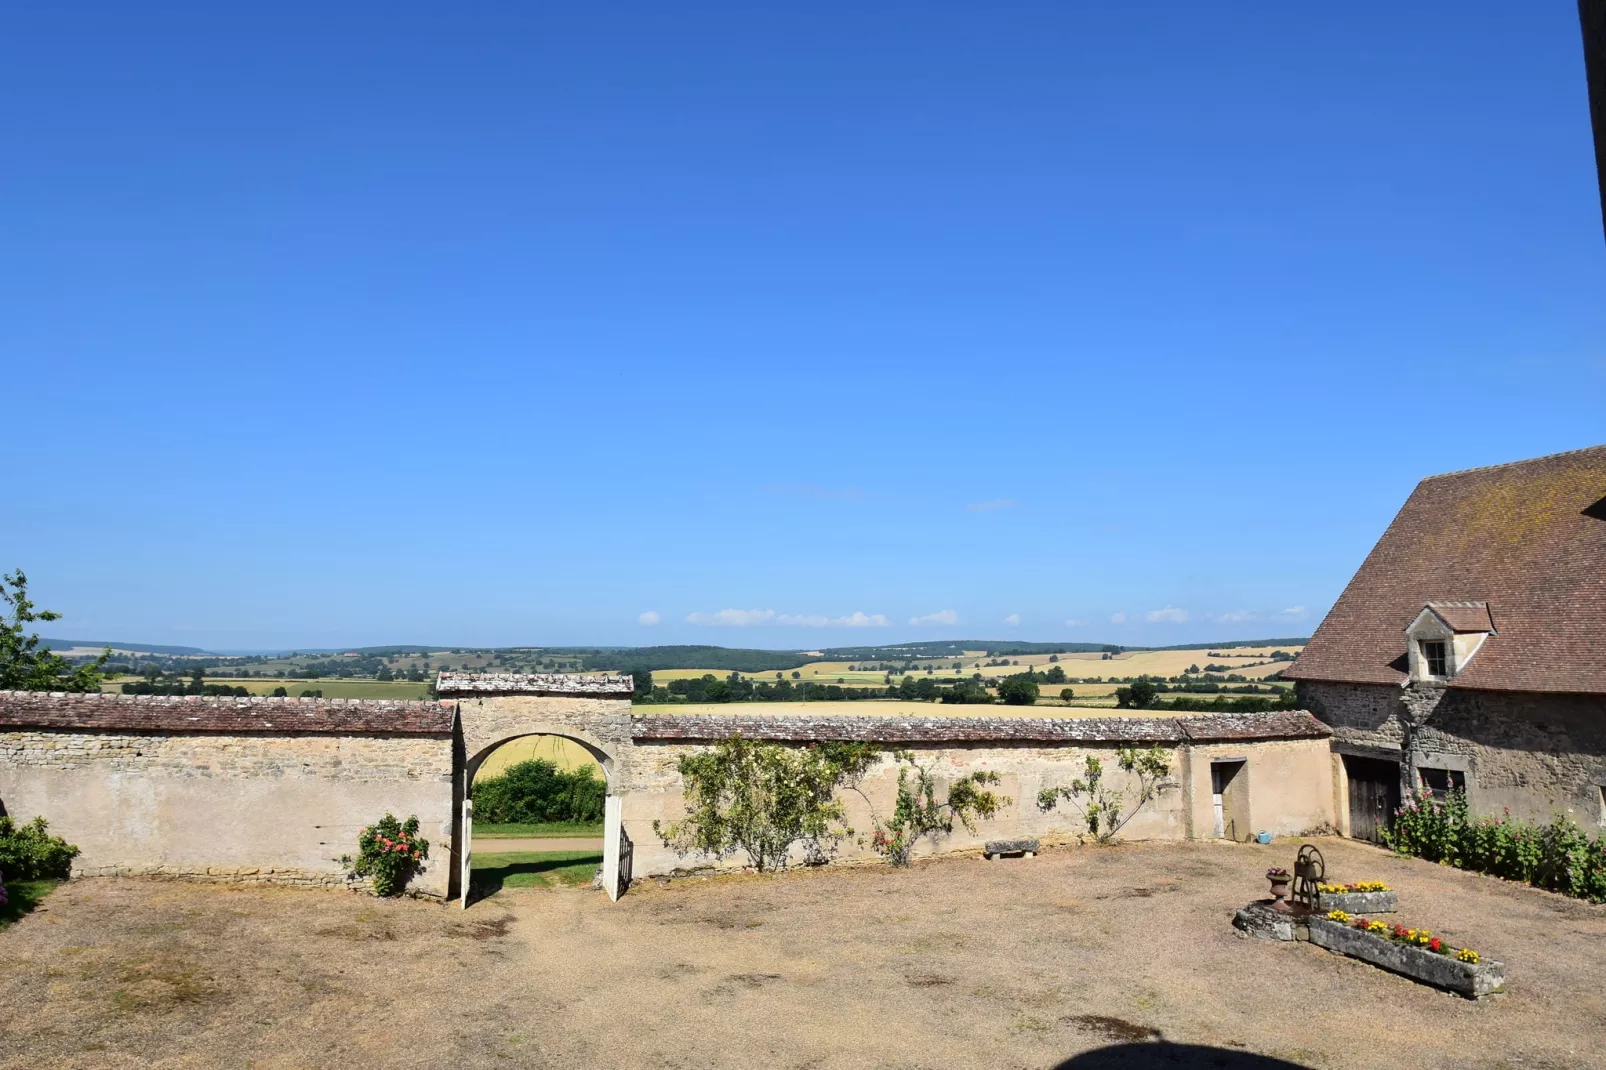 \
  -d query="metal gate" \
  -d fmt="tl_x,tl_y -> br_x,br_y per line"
1344,756 -> 1401,843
